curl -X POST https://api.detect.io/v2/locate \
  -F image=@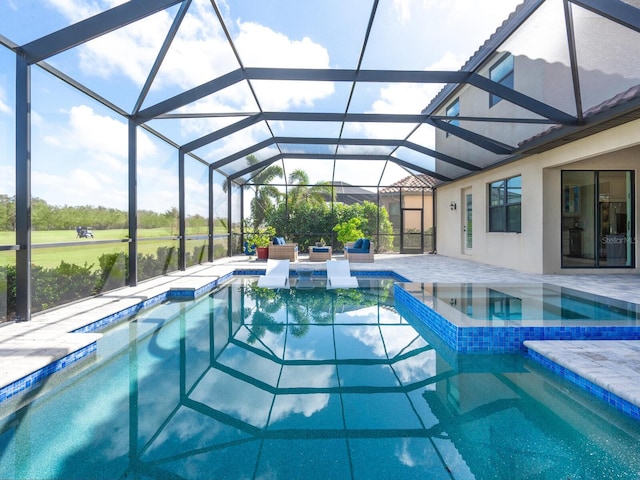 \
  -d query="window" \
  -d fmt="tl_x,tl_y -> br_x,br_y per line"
488,175 -> 521,232
489,53 -> 514,107
445,98 -> 459,137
